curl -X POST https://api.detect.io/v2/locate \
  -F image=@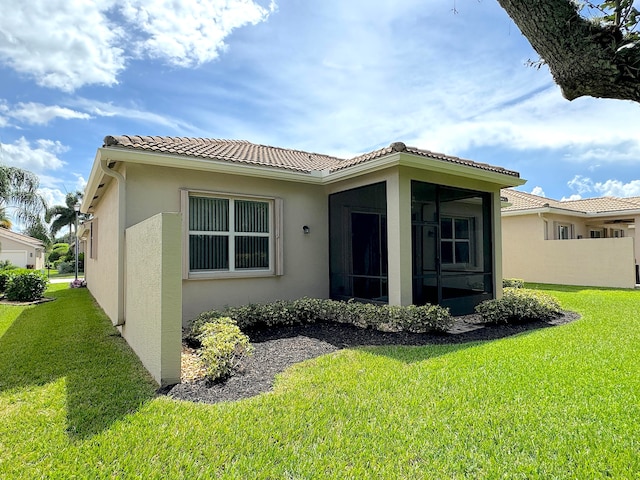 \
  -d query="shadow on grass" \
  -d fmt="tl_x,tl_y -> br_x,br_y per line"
0,287 -> 157,440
